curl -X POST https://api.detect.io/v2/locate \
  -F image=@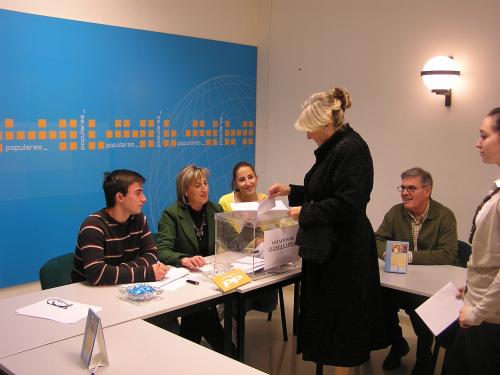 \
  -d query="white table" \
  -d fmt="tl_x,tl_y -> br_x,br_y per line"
0,319 -> 267,375
378,259 -> 467,297
0,280 -> 226,359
